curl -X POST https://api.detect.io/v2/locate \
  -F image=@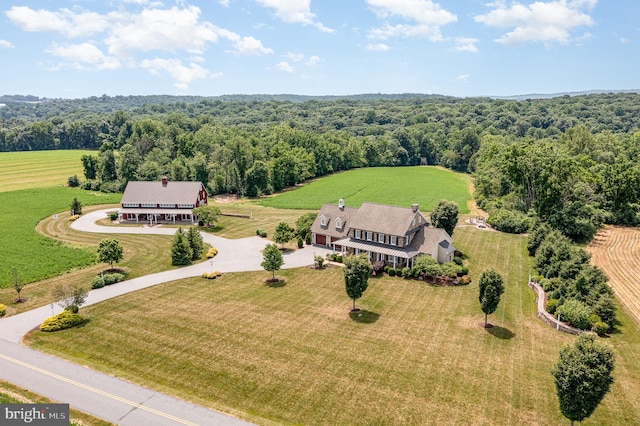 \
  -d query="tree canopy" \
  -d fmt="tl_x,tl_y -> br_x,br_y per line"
478,268 -> 505,327
343,254 -> 373,311
551,334 -> 615,425
430,200 -> 459,236
261,243 -> 284,281
97,238 -> 124,268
